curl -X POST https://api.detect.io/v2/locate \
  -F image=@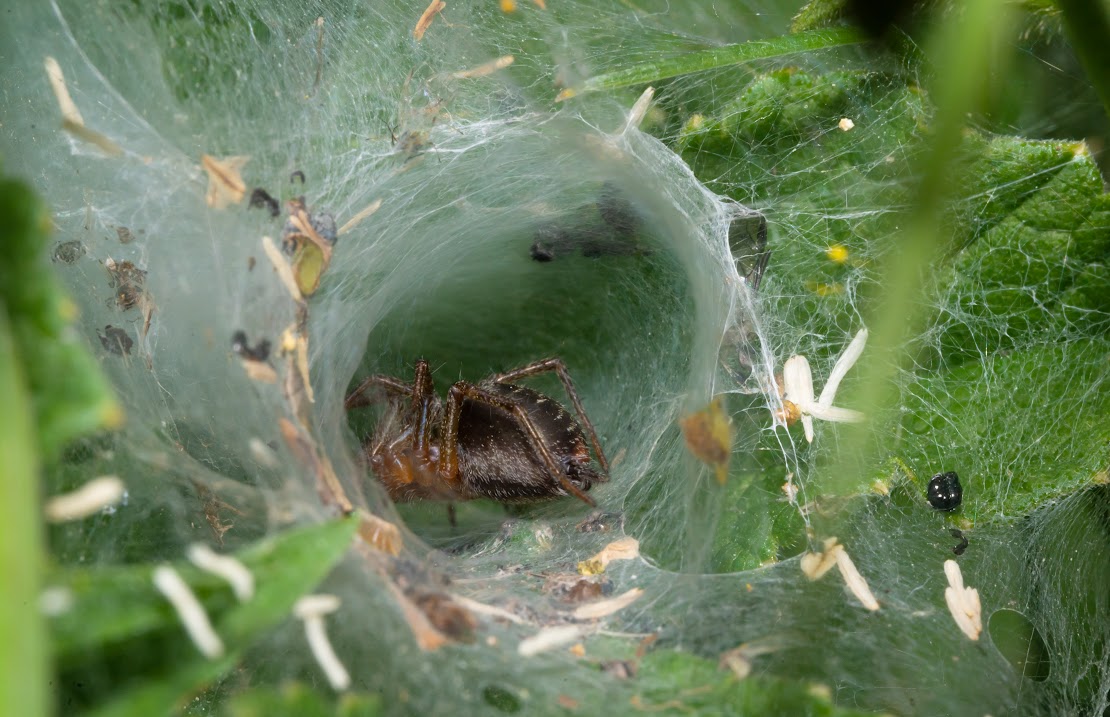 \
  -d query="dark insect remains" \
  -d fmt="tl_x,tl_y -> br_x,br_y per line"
346,358 -> 609,506
249,188 -> 281,218
950,528 -> 969,556
927,471 -> 963,511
